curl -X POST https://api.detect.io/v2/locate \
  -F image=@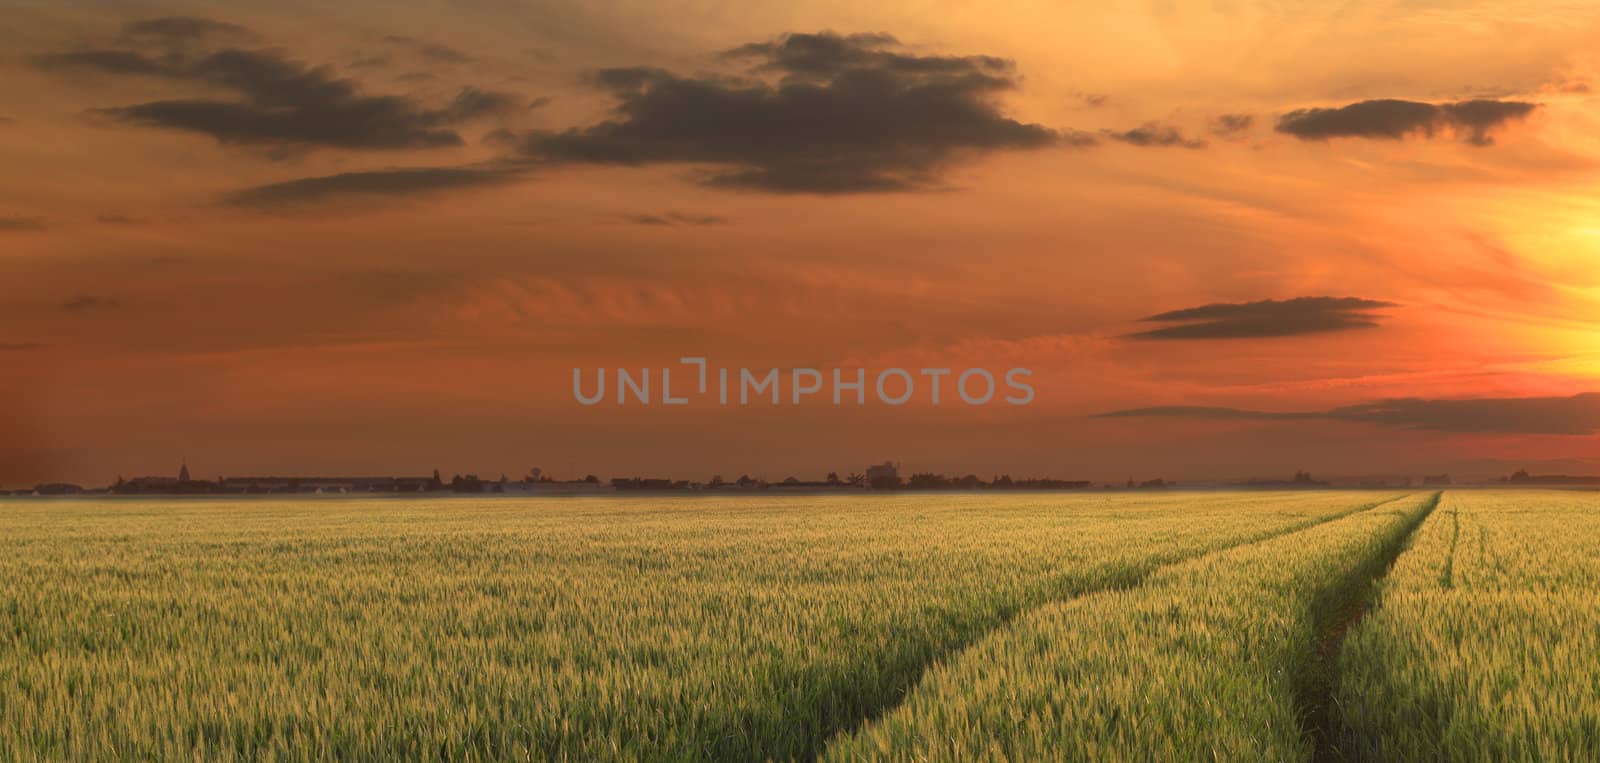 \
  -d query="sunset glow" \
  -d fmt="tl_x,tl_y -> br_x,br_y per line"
5,1 -> 1600,486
